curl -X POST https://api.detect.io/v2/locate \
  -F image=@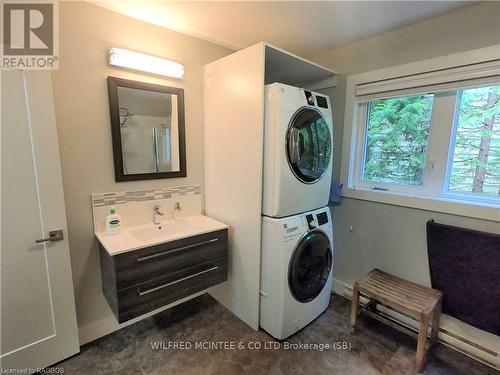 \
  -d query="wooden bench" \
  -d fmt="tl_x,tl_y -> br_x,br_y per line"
350,269 -> 443,373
